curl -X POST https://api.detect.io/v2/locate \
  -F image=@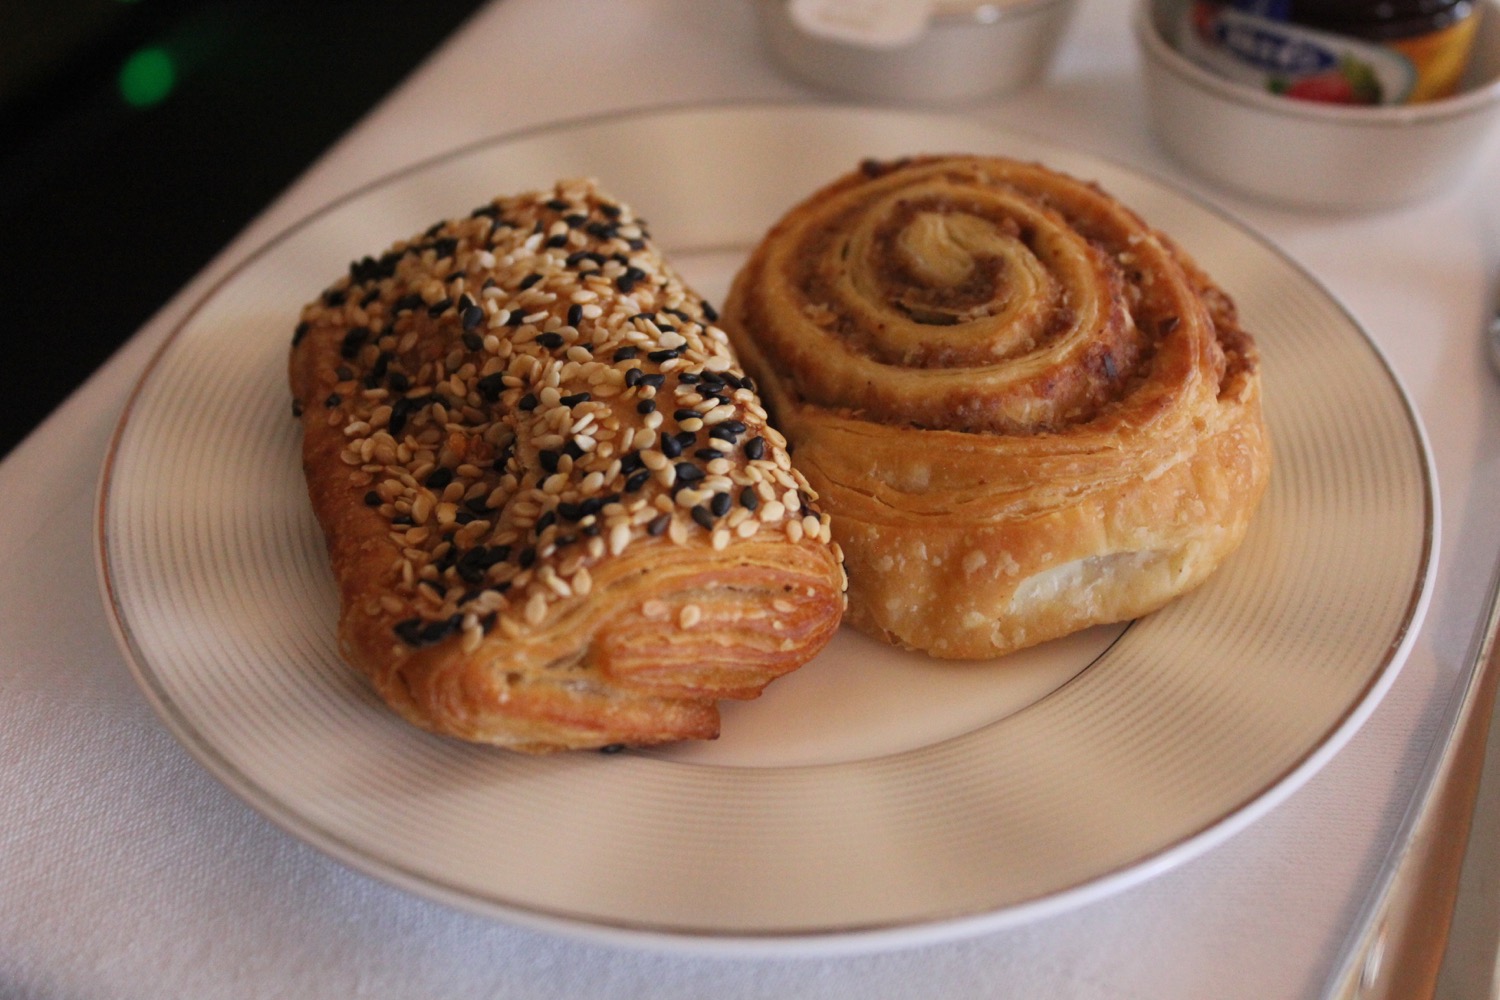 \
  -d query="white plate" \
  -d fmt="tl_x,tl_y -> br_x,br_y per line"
96,103 -> 1436,954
